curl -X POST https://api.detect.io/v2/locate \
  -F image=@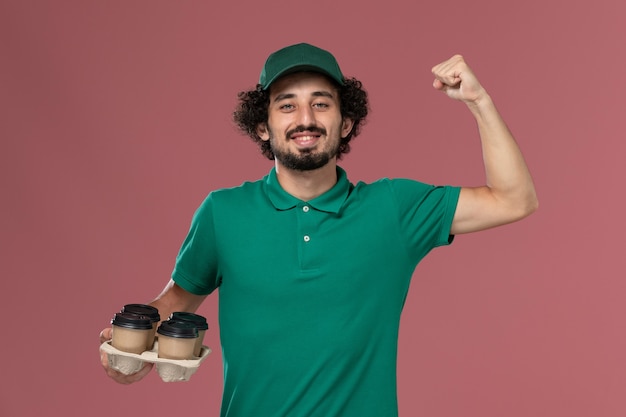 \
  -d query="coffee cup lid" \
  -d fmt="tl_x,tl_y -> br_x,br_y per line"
111,312 -> 153,330
121,304 -> 160,322
157,320 -> 198,339
169,312 -> 209,330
